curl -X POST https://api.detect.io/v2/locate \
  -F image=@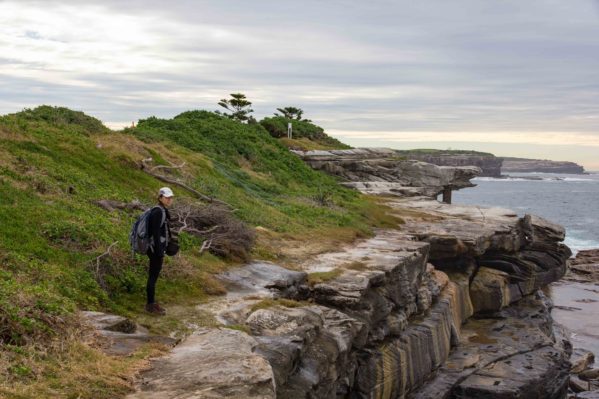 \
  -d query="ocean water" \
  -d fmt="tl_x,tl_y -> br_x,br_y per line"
453,172 -> 599,253
453,172 -> 599,353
